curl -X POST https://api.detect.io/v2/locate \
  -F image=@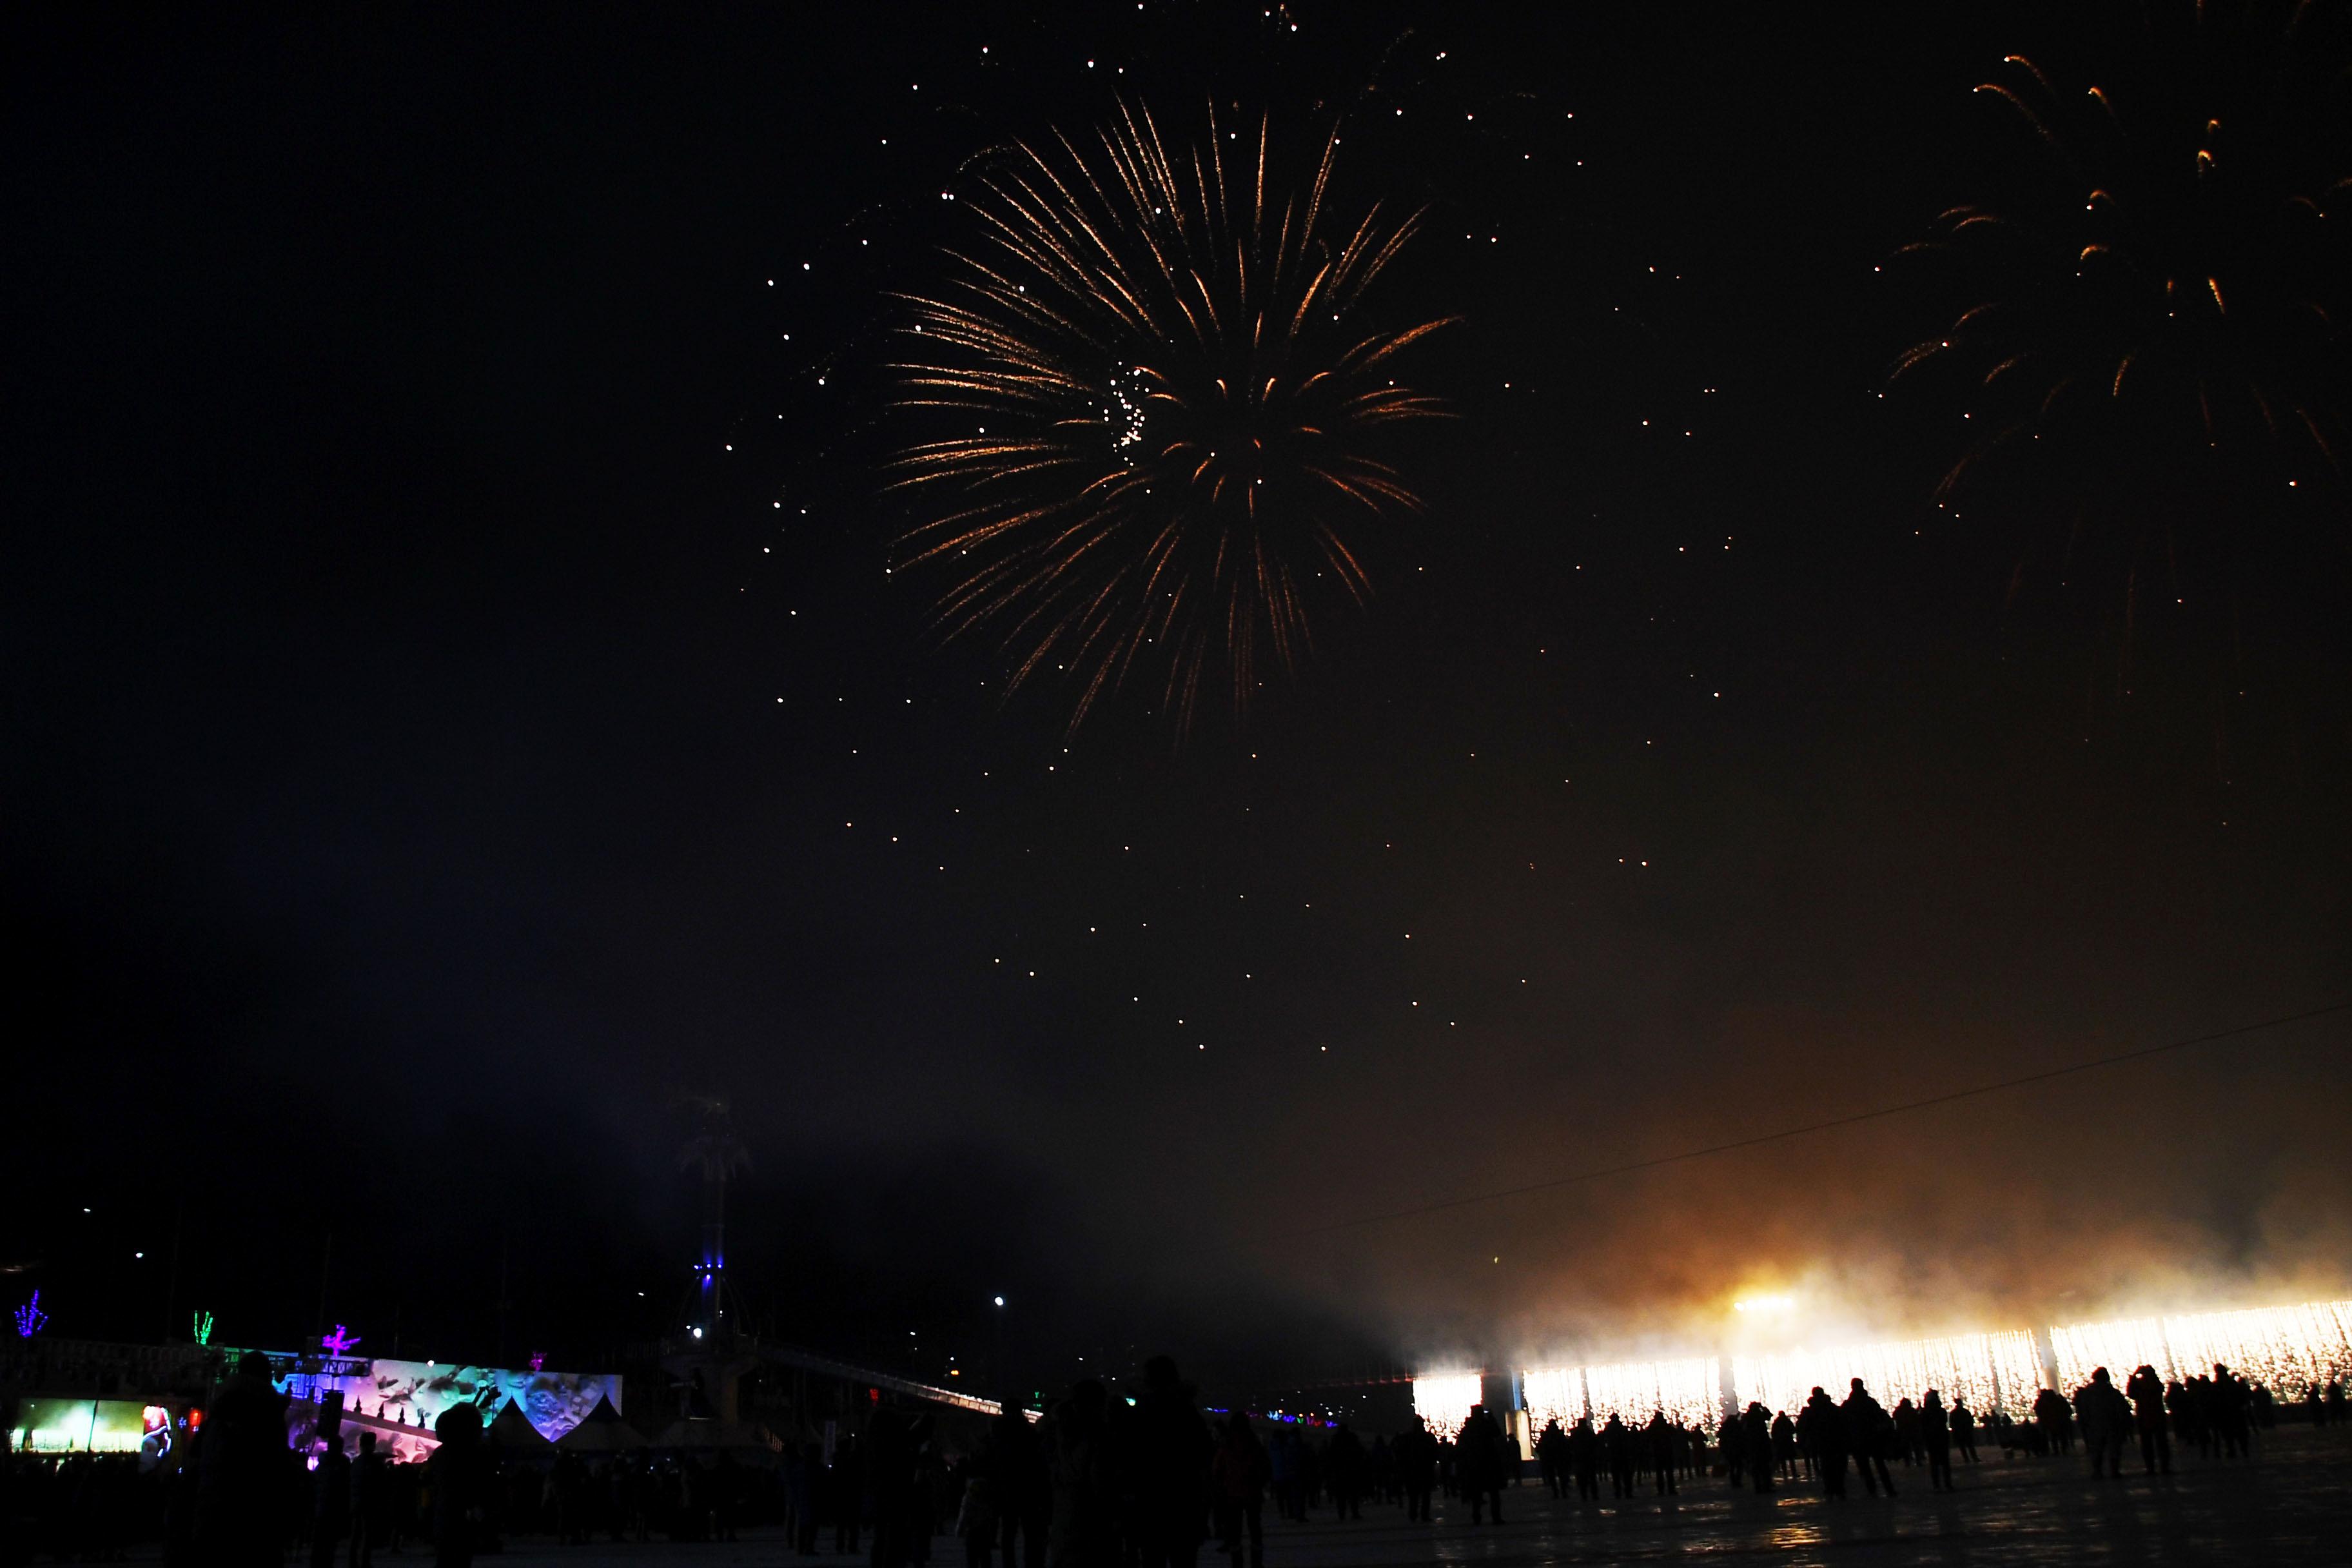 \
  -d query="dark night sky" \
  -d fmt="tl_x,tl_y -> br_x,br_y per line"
6,2 -> 2348,1400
